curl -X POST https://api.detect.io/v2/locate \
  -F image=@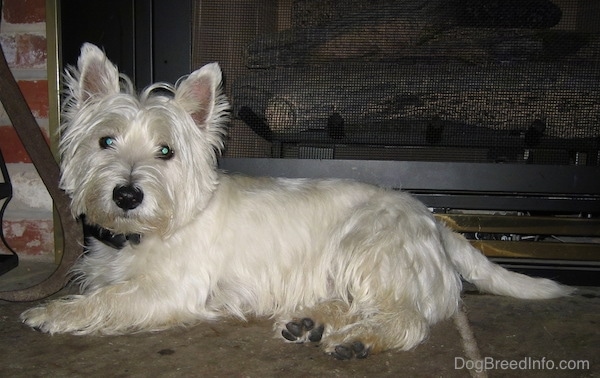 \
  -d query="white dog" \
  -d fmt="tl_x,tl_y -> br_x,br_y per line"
21,43 -> 572,359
